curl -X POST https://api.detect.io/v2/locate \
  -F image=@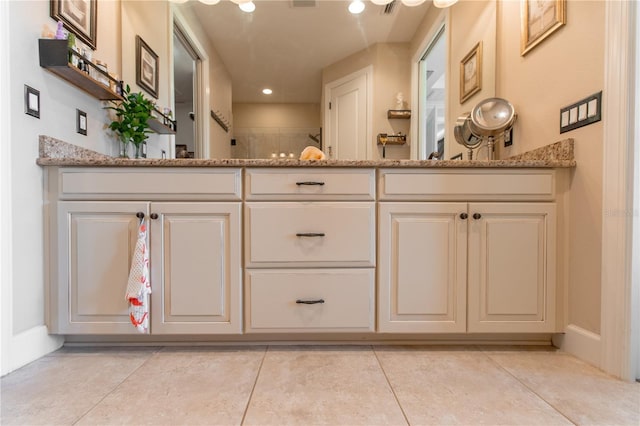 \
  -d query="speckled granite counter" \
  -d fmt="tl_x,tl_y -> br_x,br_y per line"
36,135 -> 576,168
